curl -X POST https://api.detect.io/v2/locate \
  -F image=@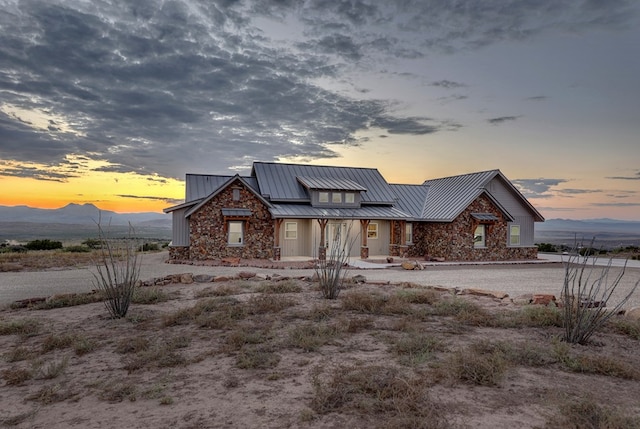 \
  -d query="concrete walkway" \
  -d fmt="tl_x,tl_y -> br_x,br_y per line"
1,252 -> 639,309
